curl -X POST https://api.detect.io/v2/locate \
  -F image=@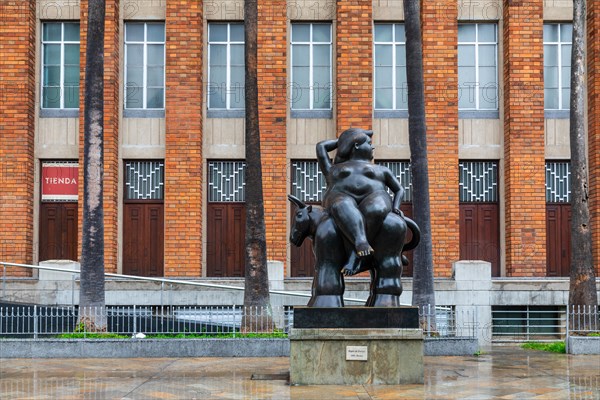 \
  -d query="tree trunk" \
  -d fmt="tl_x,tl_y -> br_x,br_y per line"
404,0 -> 436,317
79,0 -> 106,332
242,0 -> 272,332
568,0 -> 597,313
